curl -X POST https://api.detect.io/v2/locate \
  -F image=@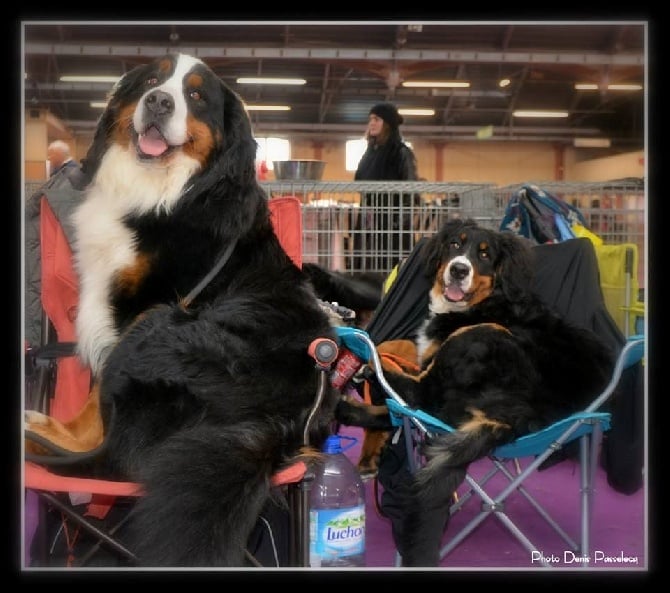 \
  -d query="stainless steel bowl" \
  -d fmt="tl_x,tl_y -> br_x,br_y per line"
272,160 -> 326,180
